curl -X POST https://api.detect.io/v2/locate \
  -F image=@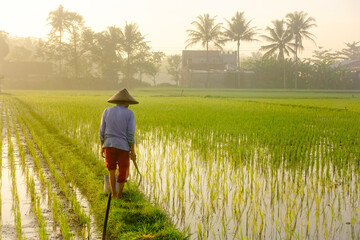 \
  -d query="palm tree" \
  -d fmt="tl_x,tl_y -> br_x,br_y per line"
260,20 -> 294,88
186,14 -> 223,87
0,31 -> 9,93
186,14 -> 223,64
119,22 -> 148,87
47,5 -> 72,75
223,11 -> 259,70
286,11 -> 316,88
286,11 -> 317,62
91,27 -> 121,81
65,12 -> 84,80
